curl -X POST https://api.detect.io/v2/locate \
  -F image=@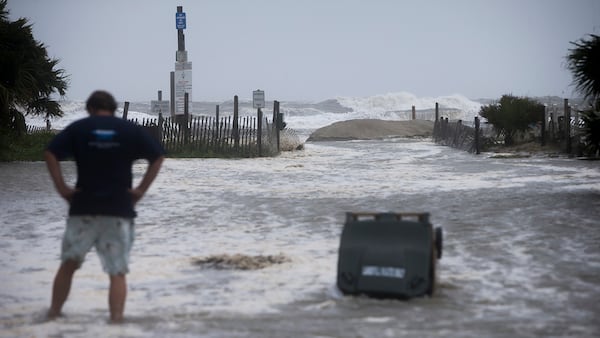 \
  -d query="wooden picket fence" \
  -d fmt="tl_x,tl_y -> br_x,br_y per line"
26,124 -> 50,134
130,114 -> 280,157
